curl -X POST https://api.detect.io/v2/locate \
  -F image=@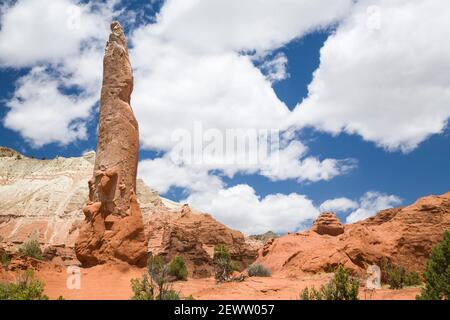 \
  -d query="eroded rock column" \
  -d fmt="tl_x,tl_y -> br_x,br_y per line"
75,22 -> 147,267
